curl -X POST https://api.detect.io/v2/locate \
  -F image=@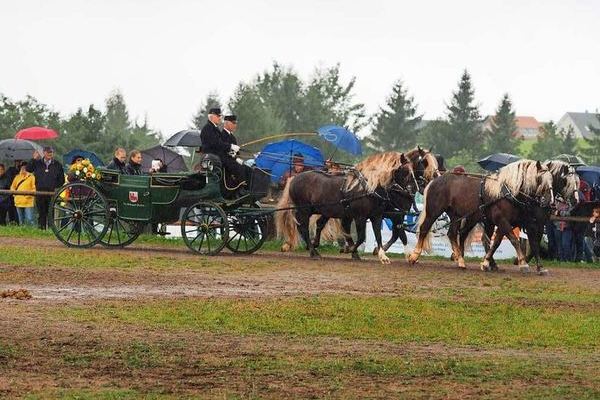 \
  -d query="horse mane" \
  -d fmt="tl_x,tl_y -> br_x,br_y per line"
484,160 -> 546,199
347,151 -> 405,192
546,160 -> 579,197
